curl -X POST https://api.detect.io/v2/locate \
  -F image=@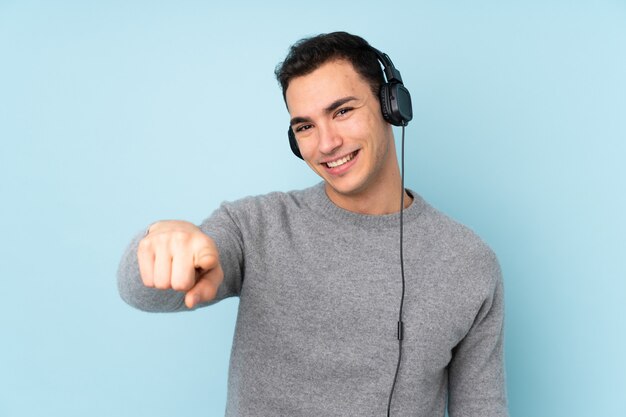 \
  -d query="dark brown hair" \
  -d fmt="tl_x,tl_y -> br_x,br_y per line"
275,31 -> 384,102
